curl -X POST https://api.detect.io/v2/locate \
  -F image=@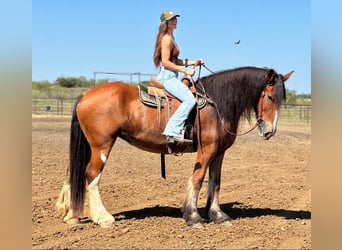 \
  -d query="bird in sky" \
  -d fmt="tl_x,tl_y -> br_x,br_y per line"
234,40 -> 241,44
